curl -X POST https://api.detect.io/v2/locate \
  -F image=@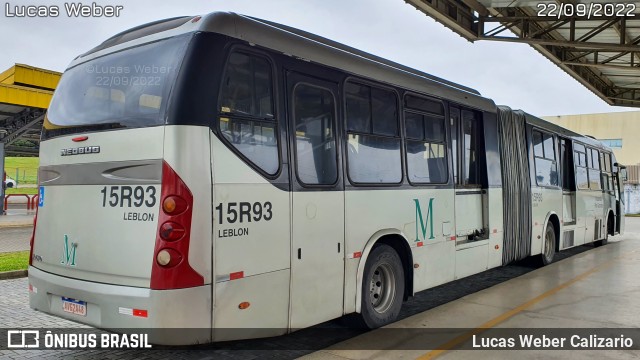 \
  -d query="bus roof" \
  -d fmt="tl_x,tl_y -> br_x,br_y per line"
519,109 -> 614,153
72,11 -> 496,113
198,12 -> 496,112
